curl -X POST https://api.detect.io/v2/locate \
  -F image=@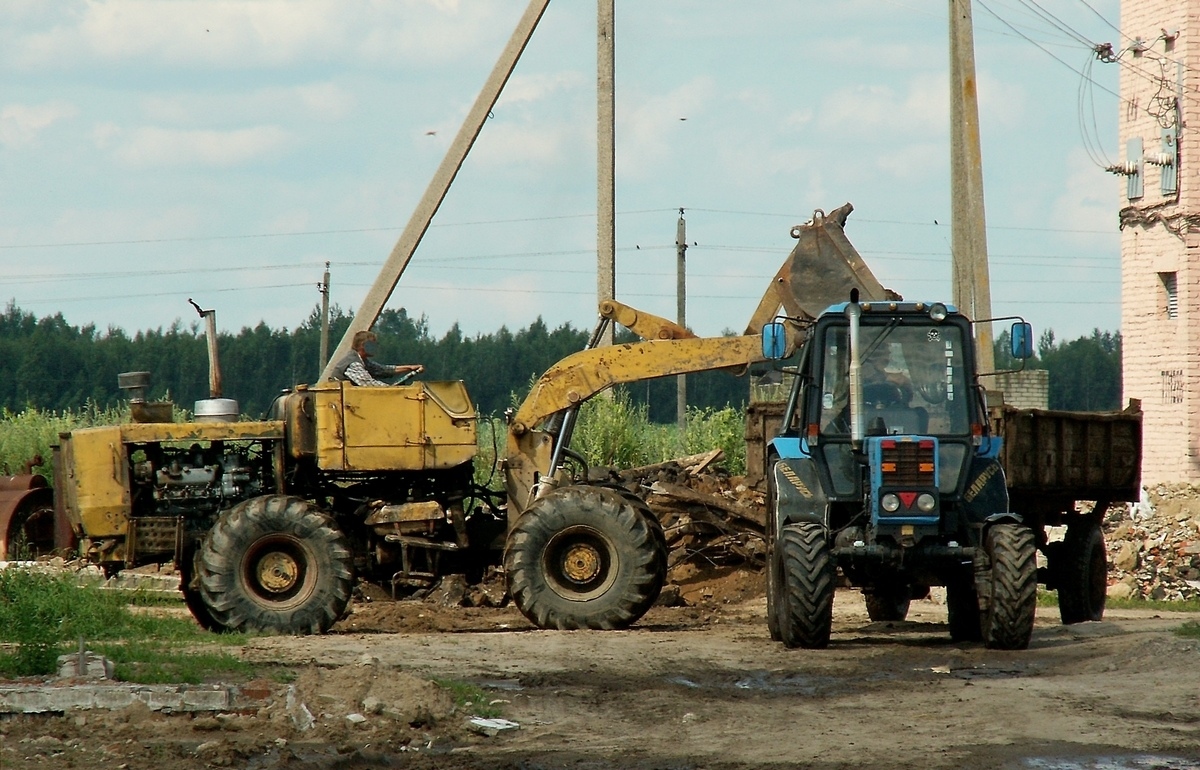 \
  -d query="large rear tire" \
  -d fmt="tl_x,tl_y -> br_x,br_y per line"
981,523 -> 1037,650
180,546 -> 224,632
1057,523 -> 1107,624
505,486 -> 666,630
778,523 -> 834,649
197,495 -> 353,634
